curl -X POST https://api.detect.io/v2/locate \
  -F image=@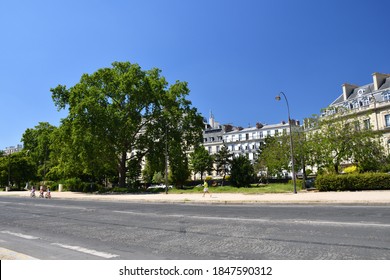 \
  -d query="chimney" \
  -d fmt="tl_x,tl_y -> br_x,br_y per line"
372,72 -> 390,90
209,111 -> 215,128
342,83 -> 359,101
224,124 -> 233,132
256,122 -> 263,129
